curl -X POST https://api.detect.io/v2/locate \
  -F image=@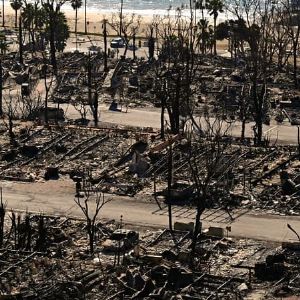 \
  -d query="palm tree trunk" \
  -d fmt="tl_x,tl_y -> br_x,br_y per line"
213,14 -> 217,56
49,16 -> 57,75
